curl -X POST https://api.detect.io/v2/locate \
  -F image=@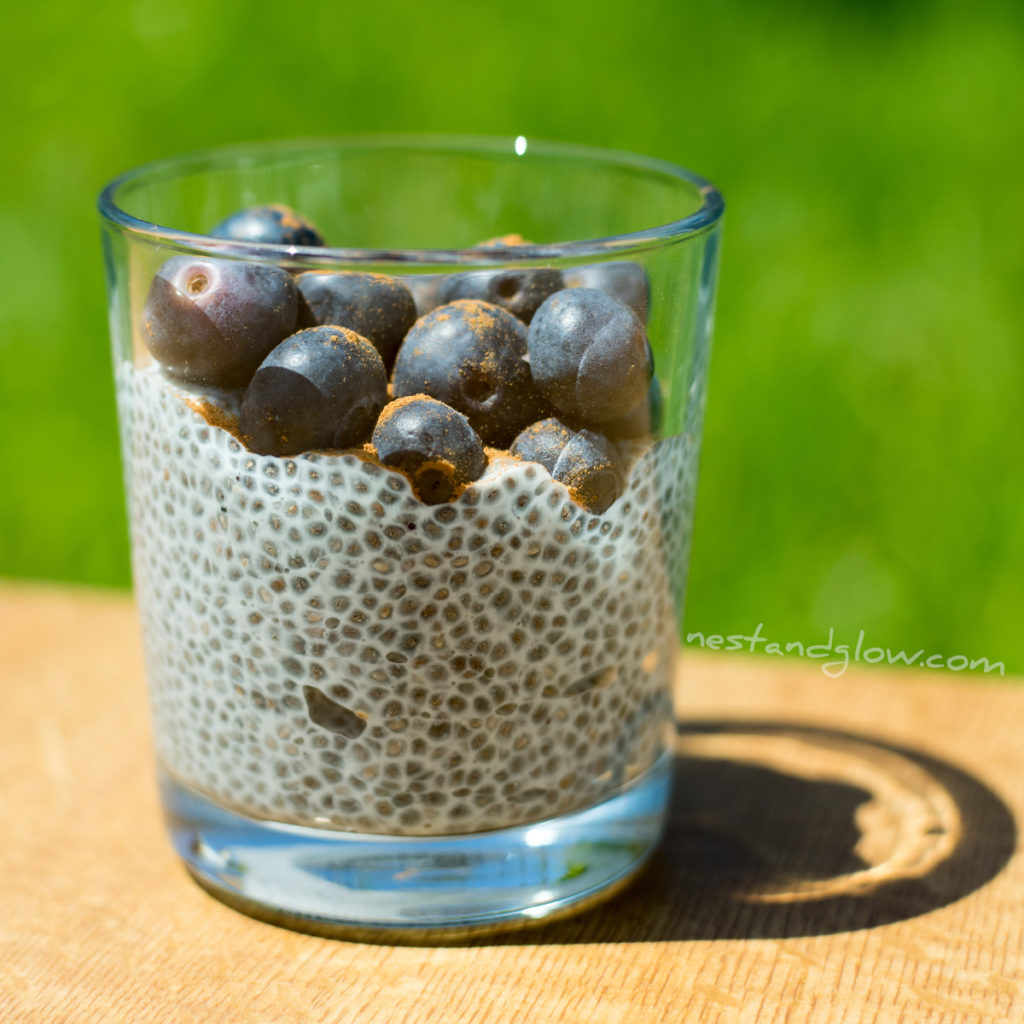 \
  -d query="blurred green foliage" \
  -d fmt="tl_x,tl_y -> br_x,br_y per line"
2,0 -> 1022,674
